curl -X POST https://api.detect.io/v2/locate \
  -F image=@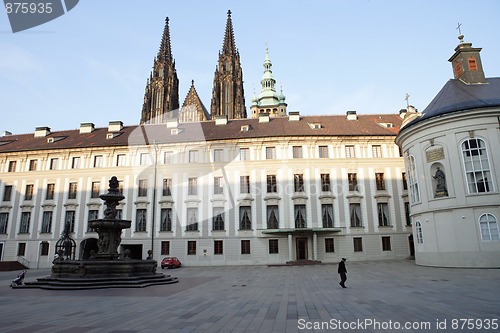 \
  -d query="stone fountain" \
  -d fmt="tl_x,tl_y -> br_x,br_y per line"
18,176 -> 178,290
